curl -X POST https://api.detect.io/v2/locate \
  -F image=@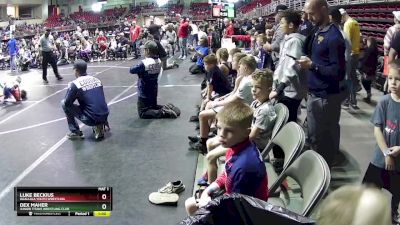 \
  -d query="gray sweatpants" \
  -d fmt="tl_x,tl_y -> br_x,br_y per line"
307,93 -> 342,167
